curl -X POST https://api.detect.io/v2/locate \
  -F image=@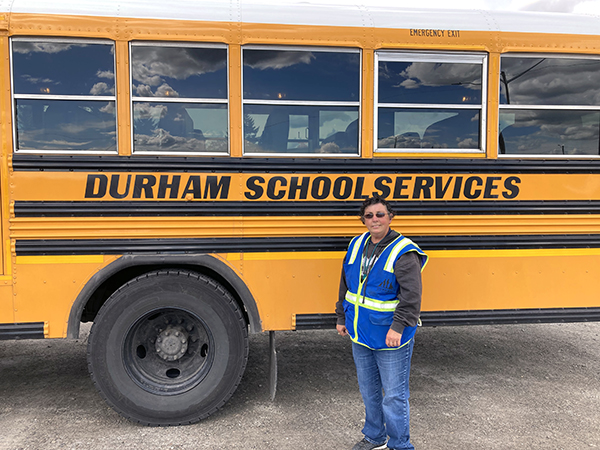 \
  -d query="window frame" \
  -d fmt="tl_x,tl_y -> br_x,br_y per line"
241,44 -> 362,157
10,37 -> 118,154
374,50 -> 488,155
129,41 -> 229,156
498,52 -> 600,159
